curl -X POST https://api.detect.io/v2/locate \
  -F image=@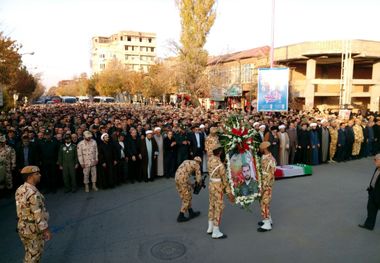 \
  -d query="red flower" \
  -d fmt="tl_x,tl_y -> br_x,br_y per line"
231,128 -> 248,137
